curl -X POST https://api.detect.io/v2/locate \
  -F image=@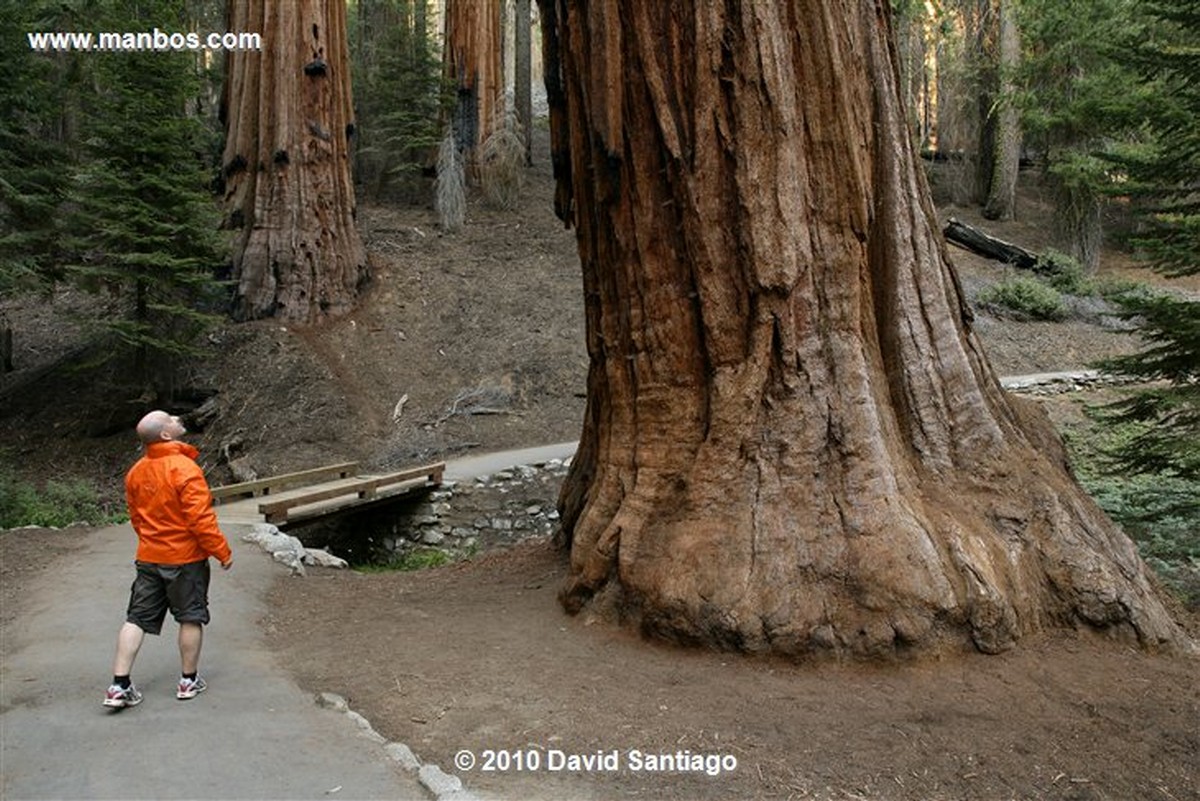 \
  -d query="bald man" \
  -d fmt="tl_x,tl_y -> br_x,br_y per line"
103,410 -> 233,709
